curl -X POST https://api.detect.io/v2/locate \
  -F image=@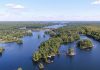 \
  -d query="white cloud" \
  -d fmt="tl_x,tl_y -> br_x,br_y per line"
13,5 -> 24,9
5,3 -> 26,16
5,3 -> 25,9
91,0 -> 100,5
